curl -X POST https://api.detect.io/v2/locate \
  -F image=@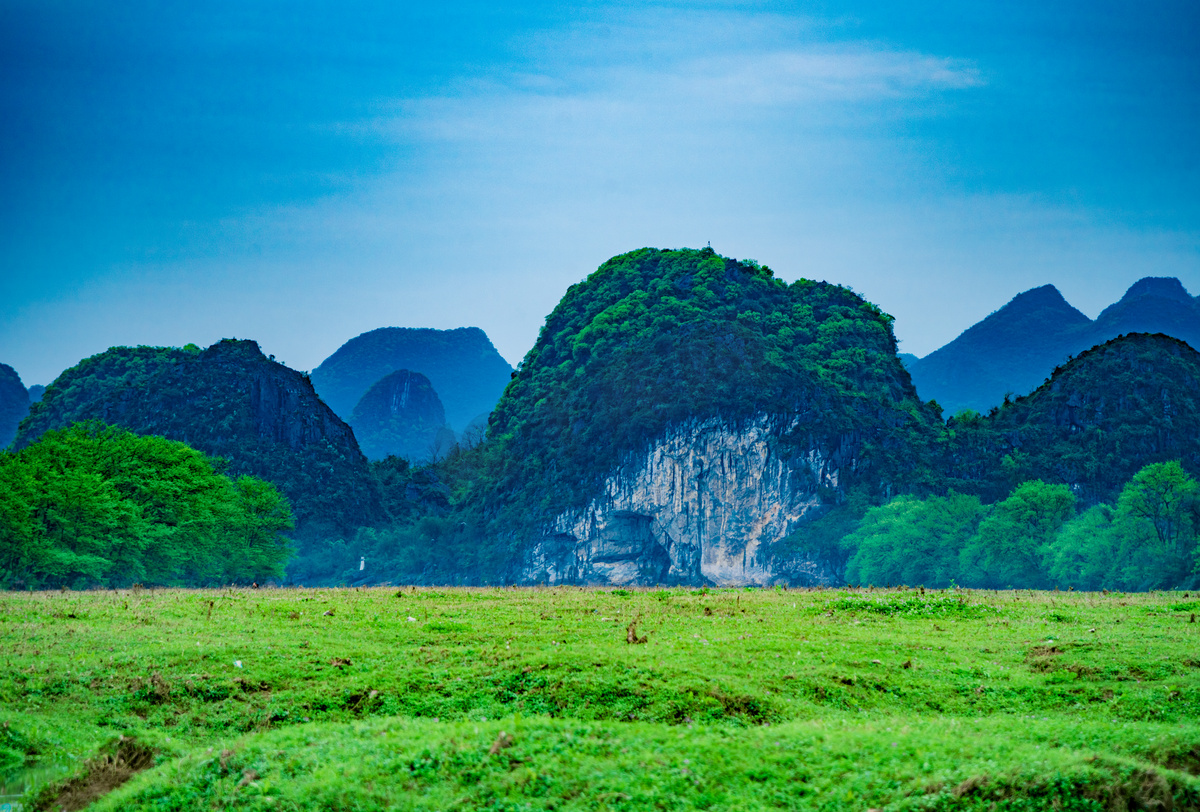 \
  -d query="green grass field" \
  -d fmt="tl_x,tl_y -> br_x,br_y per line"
3,586 -> 1199,810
